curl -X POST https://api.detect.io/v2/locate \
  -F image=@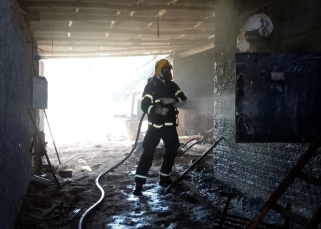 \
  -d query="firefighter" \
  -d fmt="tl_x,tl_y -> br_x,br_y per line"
133,59 -> 187,196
